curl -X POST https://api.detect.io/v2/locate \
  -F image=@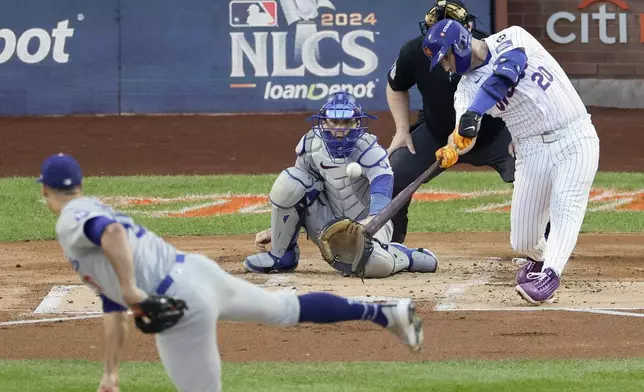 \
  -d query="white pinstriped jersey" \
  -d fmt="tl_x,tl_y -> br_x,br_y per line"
454,26 -> 589,139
